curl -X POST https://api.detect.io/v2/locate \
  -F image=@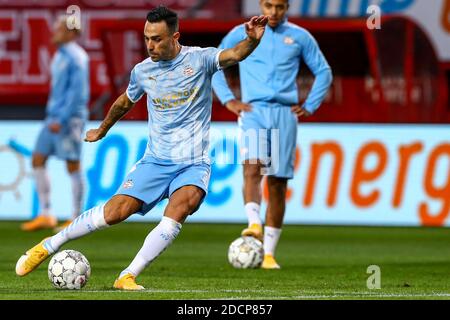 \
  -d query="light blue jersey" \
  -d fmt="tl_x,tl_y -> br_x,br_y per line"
127,46 -> 222,164
116,46 -> 222,214
45,41 -> 90,125
212,19 -> 332,179
212,19 -> 332,113
34,41 -> 89,161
